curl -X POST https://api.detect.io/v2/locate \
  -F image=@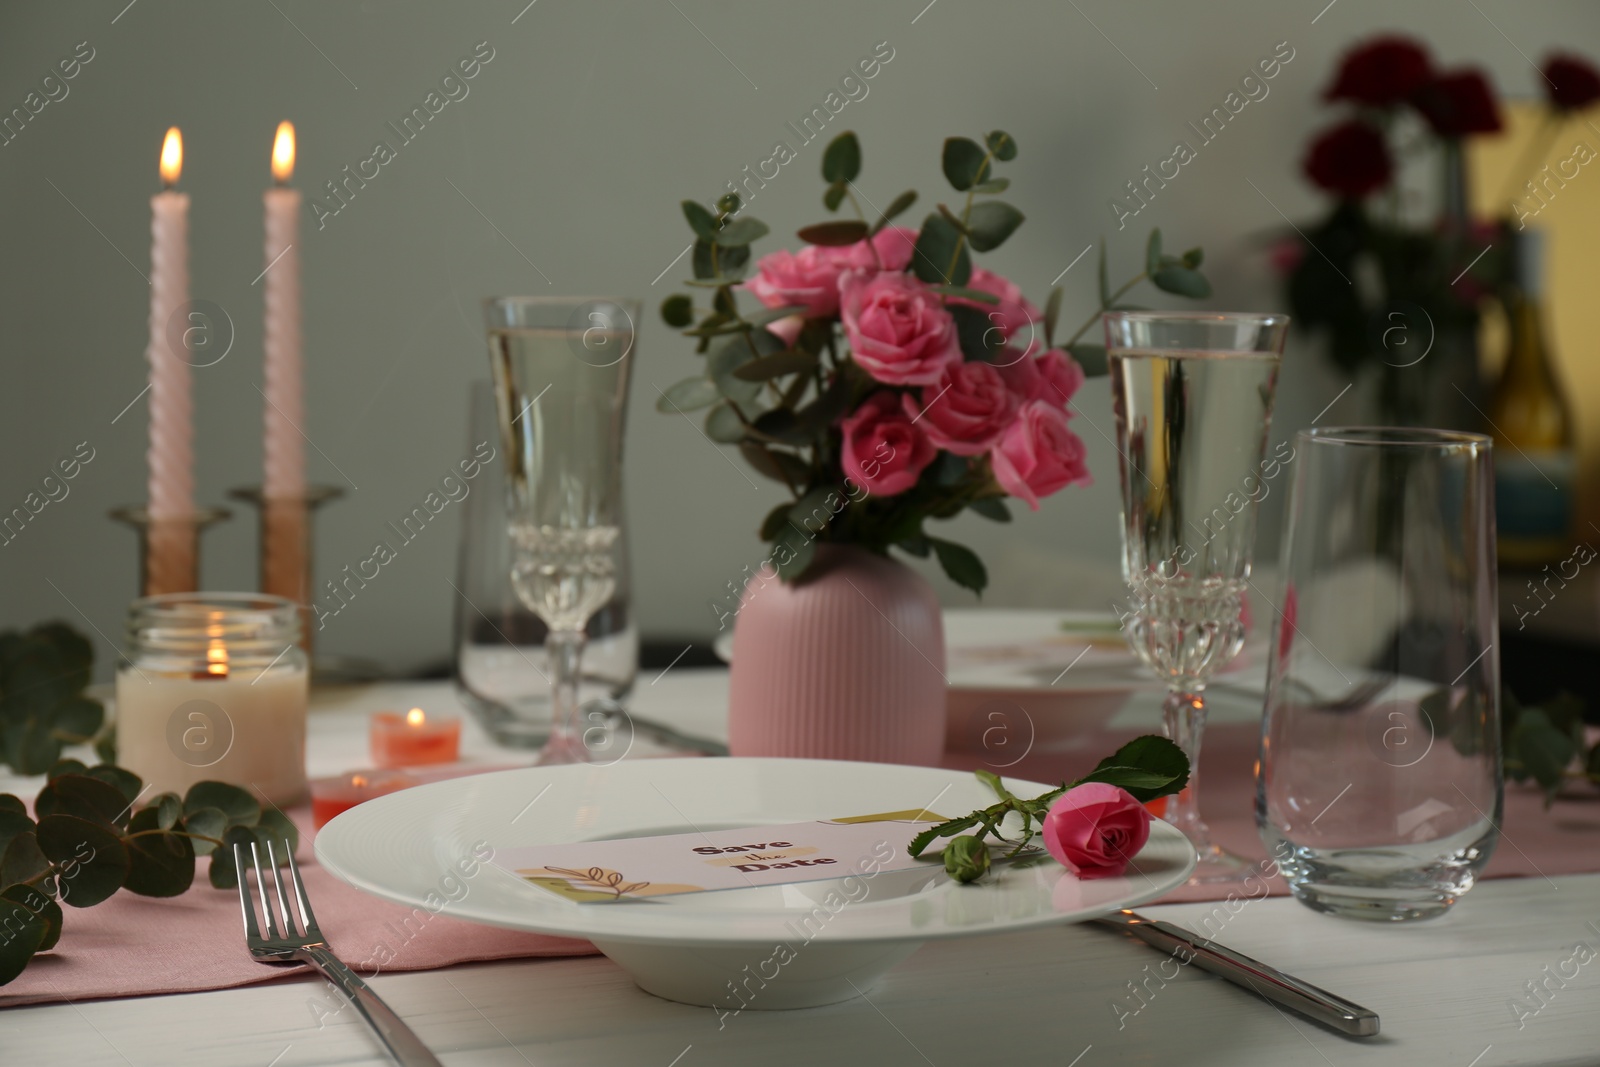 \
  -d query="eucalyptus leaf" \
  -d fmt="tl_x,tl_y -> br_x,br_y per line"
122,807 -> 195,898
985,130 -> 1018,161
0,796 -> 25,818
823,180 -> 847,212
1044,287 -> 1064,348
770,523 -> 818,582
822,131 -> 861,183
942,137 -> 991,191
655,376 -> 721,413
745,304 -> 809,328
153,792 -> 183,831
709,335 -> 766,406
933,285 -> 999,305
0,891 -> 46,985
50,697 -> 103,743
35,774 -> 132,831
797,220 -> 869,247
184,782 -> 260,827
47,759 -> 88,781
0,832 -> 51,892
1,883 -> 61,953
949,305 -> 1005,362
1097,239 -> 1110,307
738,443 -> 809,487
1181,246 -> 1204,269
1150,266 -> 1212,299
788,489 -> 837,540
84,765 -> 142,806
705,403 -> 746,444
4,717 -> 61,776
965,201 -> 1024,253
715,217 -> 769,247
255,808 -> 300,862
897,534 -> 931,558
872,190 -> 918,234
732,350 -> 817,382
1145,228 -> 1163,277
760,503 -> 793,542
182,806 -> 227,856
681,200 -> 718,241
36,814 -> 128,908
912,213 -> 971,287
208,825 -> 260,890
0,810 -> 35,860
971,177 -> 1010,194
1068,343 -> 1109,377
660,294 -> 694,328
